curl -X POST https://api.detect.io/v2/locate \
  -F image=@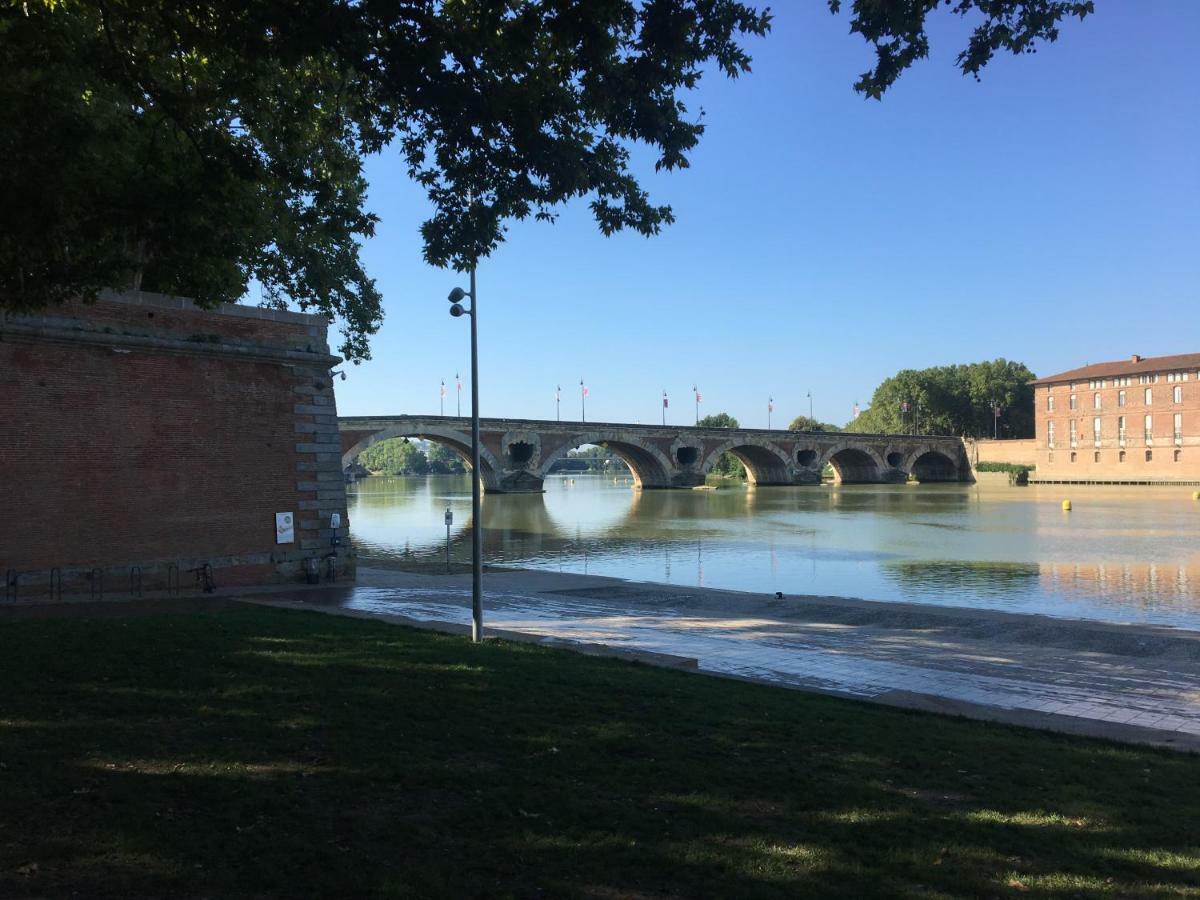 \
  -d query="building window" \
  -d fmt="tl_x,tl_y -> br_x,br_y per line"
1048,451 -> 1055,463
1119,450 -> 1126,463
1047,421 -> 1055,448
1118,415 -> 1126,444
1093,416 -> 1101,446
1069,394 -> 1077,410
1093,392 -> 1101,410
1174,386 -> 1183,404
1118,390 -> 1126,407
1070,452 -> 1077,463
1175,413 -> 1183,444
1048,395 -> 1055,412
1144,387 -> 1153,405
1093,451 -> 1101,463
1145,450 -> 1153,462
1070,420 -> 1077,447
1139,374 -> 1158,385
1175,449 -> 1182,463
1144,414 -> 1153,444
